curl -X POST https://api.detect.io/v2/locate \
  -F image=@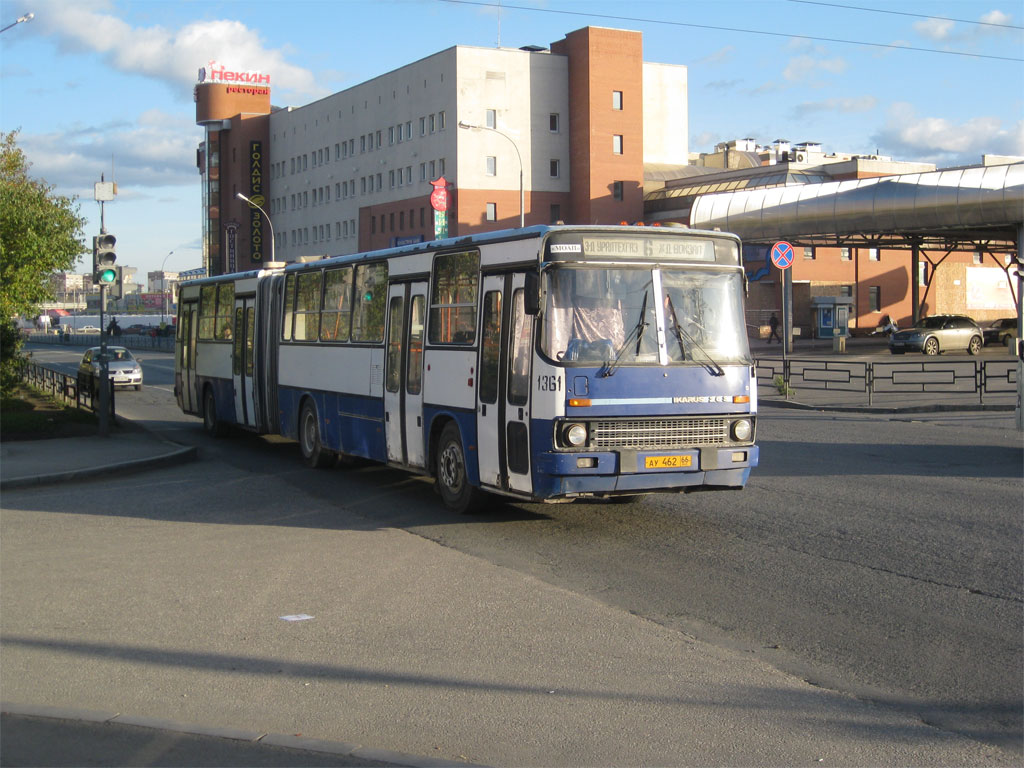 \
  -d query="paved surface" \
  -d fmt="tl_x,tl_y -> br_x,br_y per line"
2,343 -> 1021,766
